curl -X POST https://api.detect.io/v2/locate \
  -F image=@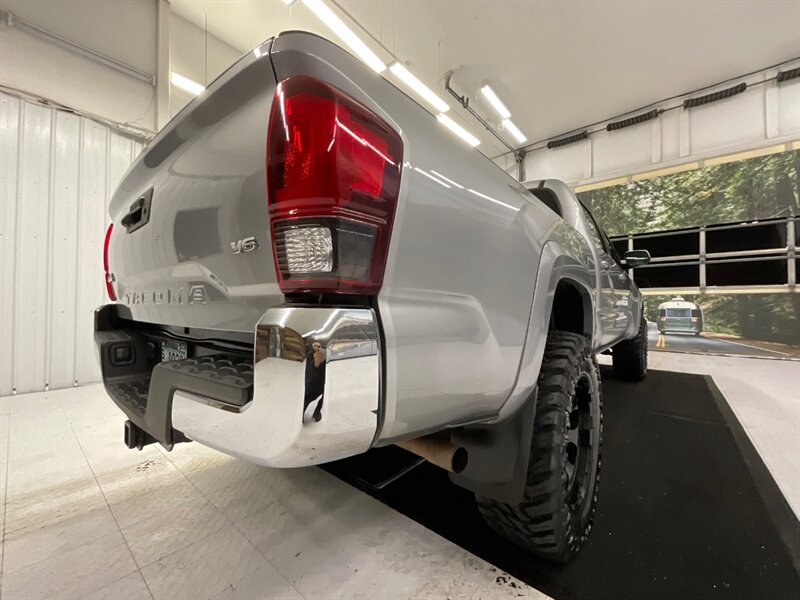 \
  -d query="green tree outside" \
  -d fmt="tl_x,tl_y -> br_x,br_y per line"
579,149 -> 800,348
580,149 -> 799,236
